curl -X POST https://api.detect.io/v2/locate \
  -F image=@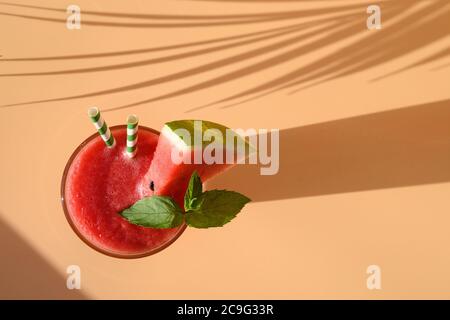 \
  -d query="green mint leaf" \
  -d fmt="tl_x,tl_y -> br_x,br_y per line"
120,196 -> 184,228
185,190 -> 251,228
184,171 -> 203,210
